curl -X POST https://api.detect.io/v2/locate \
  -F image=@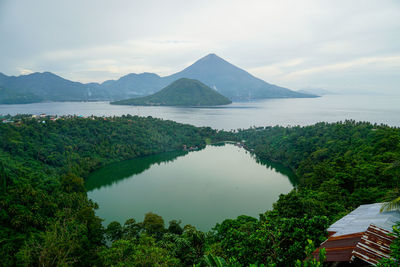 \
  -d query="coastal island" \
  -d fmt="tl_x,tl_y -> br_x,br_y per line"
110,78 -> 232,106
